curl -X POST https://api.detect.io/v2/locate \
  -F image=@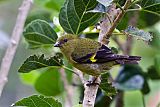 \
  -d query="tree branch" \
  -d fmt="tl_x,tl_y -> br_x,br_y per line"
82,77 -> 101,107
98,4 -> 118,44
102,0 -> 132,44
0,0 -> 33,97
82,3 -> 118,107
59,68 -> 73,107
106,0 -> 132,36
